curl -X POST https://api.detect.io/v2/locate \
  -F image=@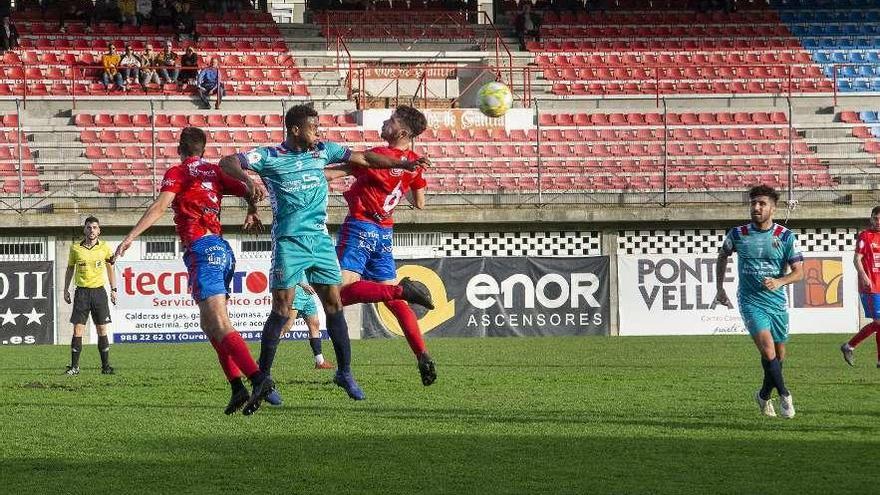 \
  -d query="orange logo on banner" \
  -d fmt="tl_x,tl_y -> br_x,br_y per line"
376,265 -> 455,335
792,258 -> 843,308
